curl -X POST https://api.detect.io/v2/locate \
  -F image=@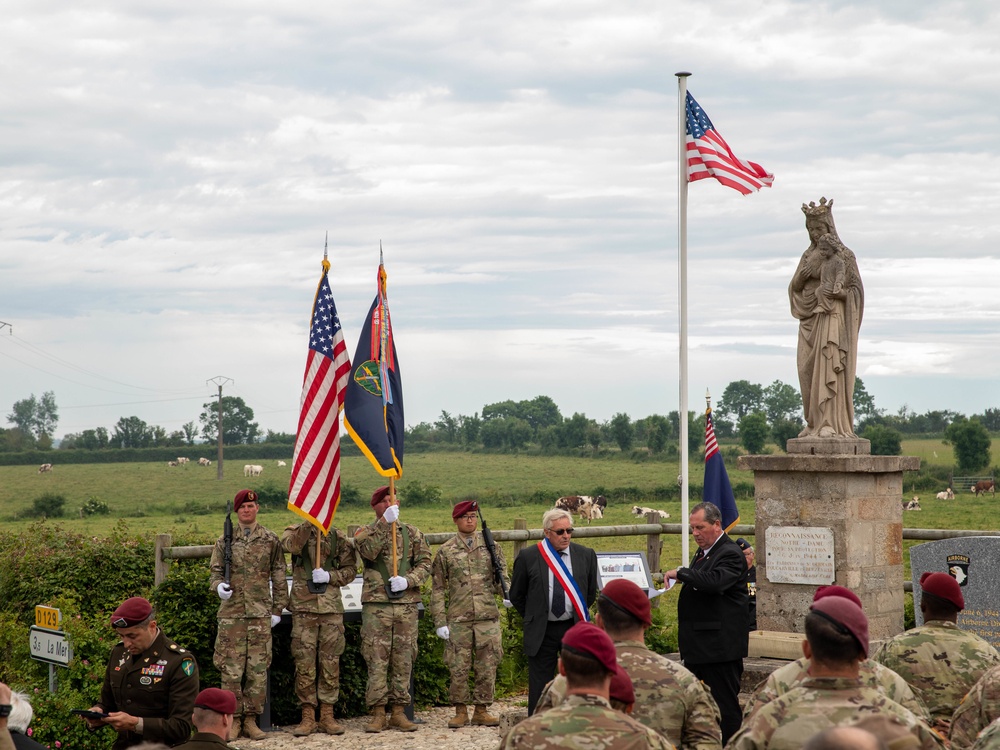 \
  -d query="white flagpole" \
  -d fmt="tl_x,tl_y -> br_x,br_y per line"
676,71 -> 691,565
